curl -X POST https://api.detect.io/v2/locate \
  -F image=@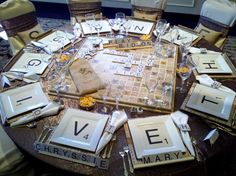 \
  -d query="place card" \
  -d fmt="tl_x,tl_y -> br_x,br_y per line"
50,109 -> 109,152
203,129 -> 219,145
10,52 -> 51,74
